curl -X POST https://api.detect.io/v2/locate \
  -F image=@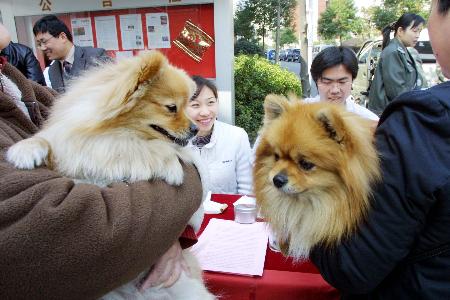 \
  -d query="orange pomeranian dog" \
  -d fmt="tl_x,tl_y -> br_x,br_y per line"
254,94 -> 380,260
7,51 -> 214,299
